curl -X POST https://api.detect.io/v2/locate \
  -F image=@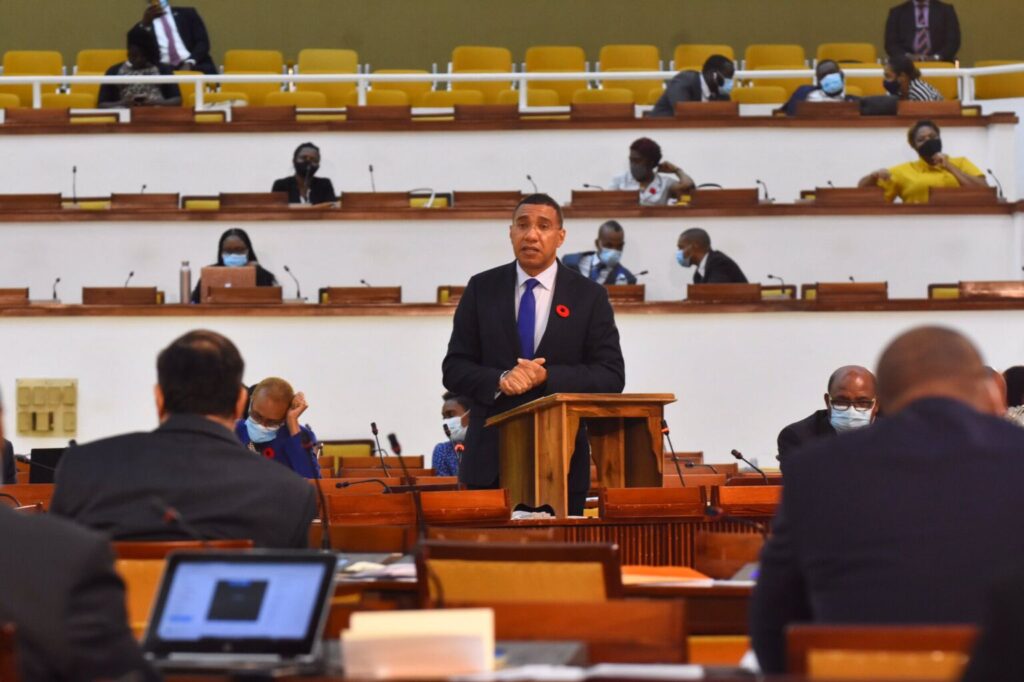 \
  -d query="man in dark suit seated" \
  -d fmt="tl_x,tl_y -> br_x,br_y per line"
562,220 -> 638,286
962,567 -> 1024,681
648,54 -> 735,117
780,60 -> 860,116
442,194 -> 626,516
751,326 -> 1024,674
51,329 -> 317,548
777,365 -> 878,461
136,1 -> 217,74
677,227 -> 747,285
0,393 -> 156,681
885,0 -> 961,62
